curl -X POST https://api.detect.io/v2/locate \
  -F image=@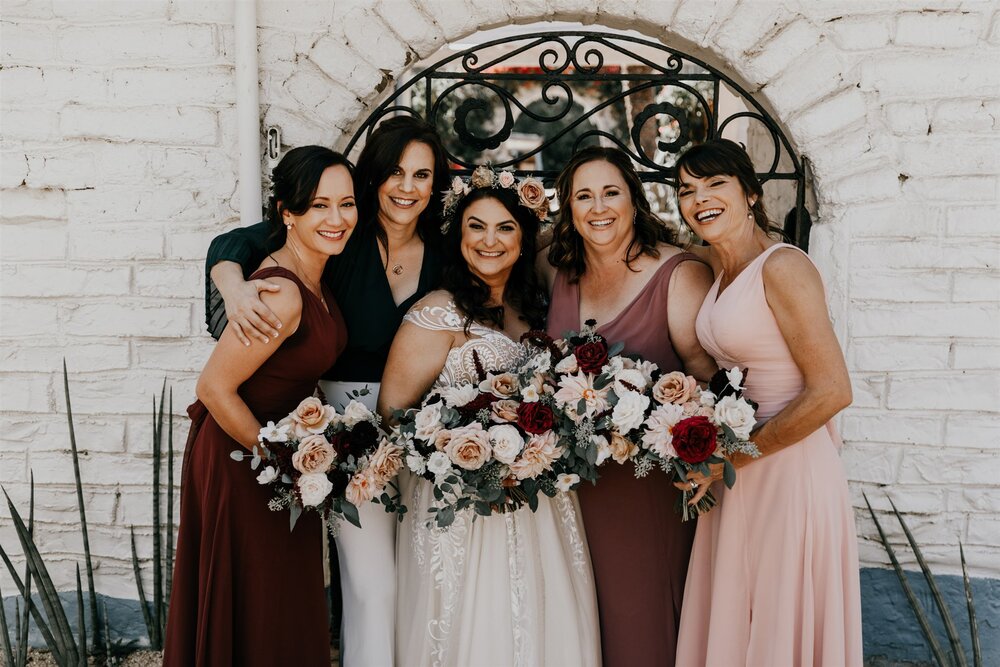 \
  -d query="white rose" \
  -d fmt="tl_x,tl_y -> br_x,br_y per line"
341,400 -> 374,427
256,465 -> 278,485
414,402 -> 444,441
700,390 -> 717,407
489,424 -> 525,464
712,395 -> 756,440
554,354 -> 578,374
611,391 -> 650,434
427,450 -> 452,477
297,472 -> 334,507
555,473 -> 580,492
613,368 -> 648,395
